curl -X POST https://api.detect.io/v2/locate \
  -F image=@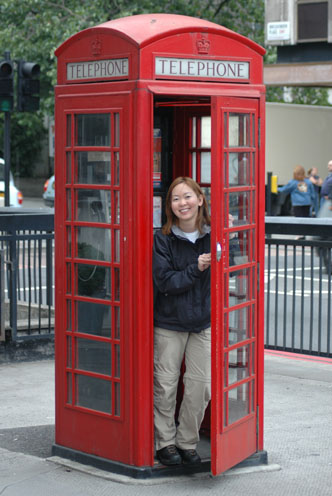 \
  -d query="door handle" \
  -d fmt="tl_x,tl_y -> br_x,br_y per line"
216,242 -> 222,262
